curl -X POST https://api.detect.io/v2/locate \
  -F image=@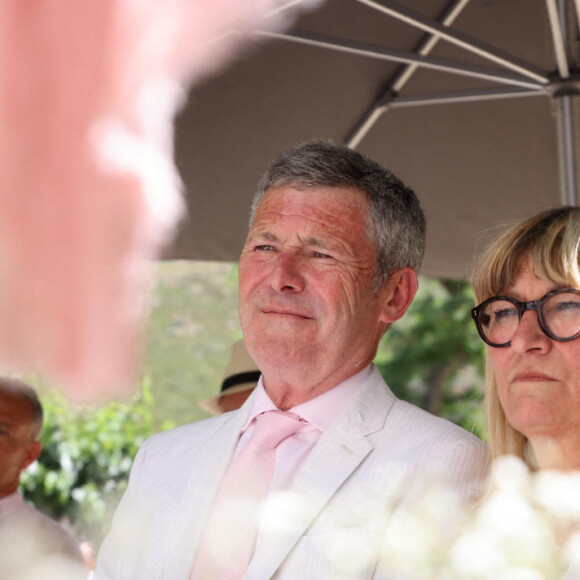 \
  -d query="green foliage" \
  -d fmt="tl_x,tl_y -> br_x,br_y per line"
375,278 -> 485,437
19,378 -> 172,547
143,260 -> 242,427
